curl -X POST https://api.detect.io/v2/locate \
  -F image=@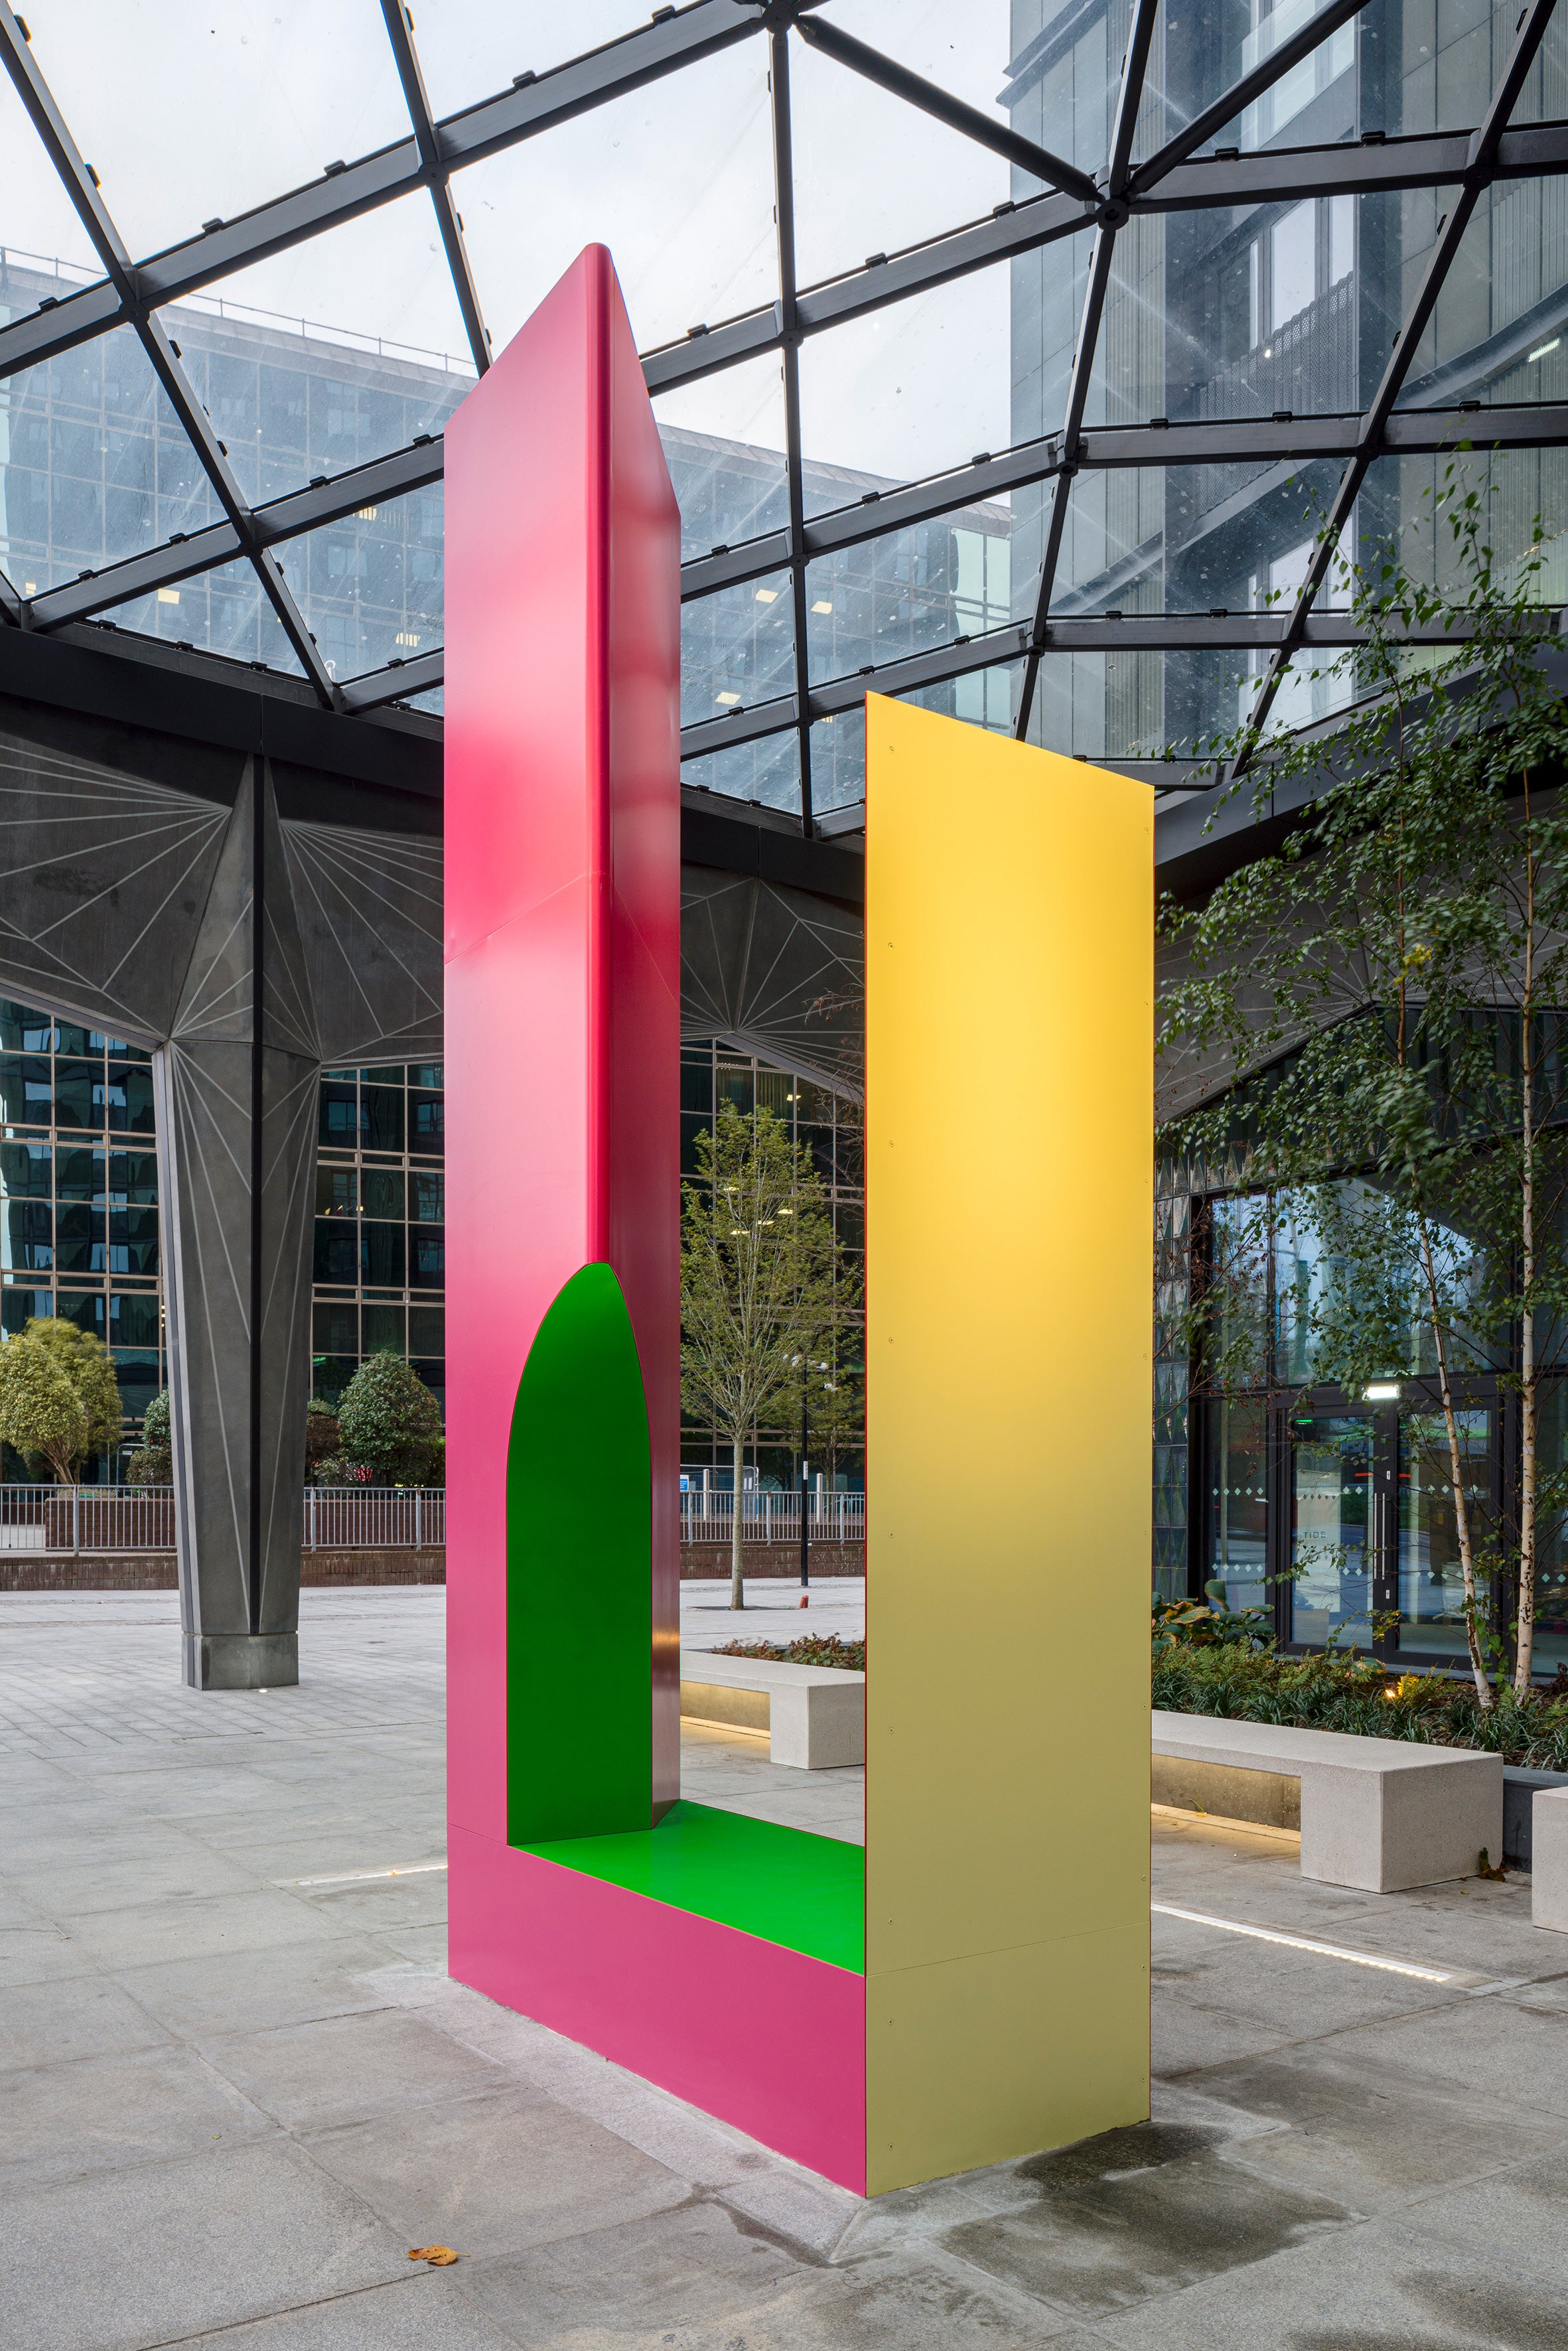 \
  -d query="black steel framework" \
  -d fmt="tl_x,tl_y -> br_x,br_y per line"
4,0 -> 1568,812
